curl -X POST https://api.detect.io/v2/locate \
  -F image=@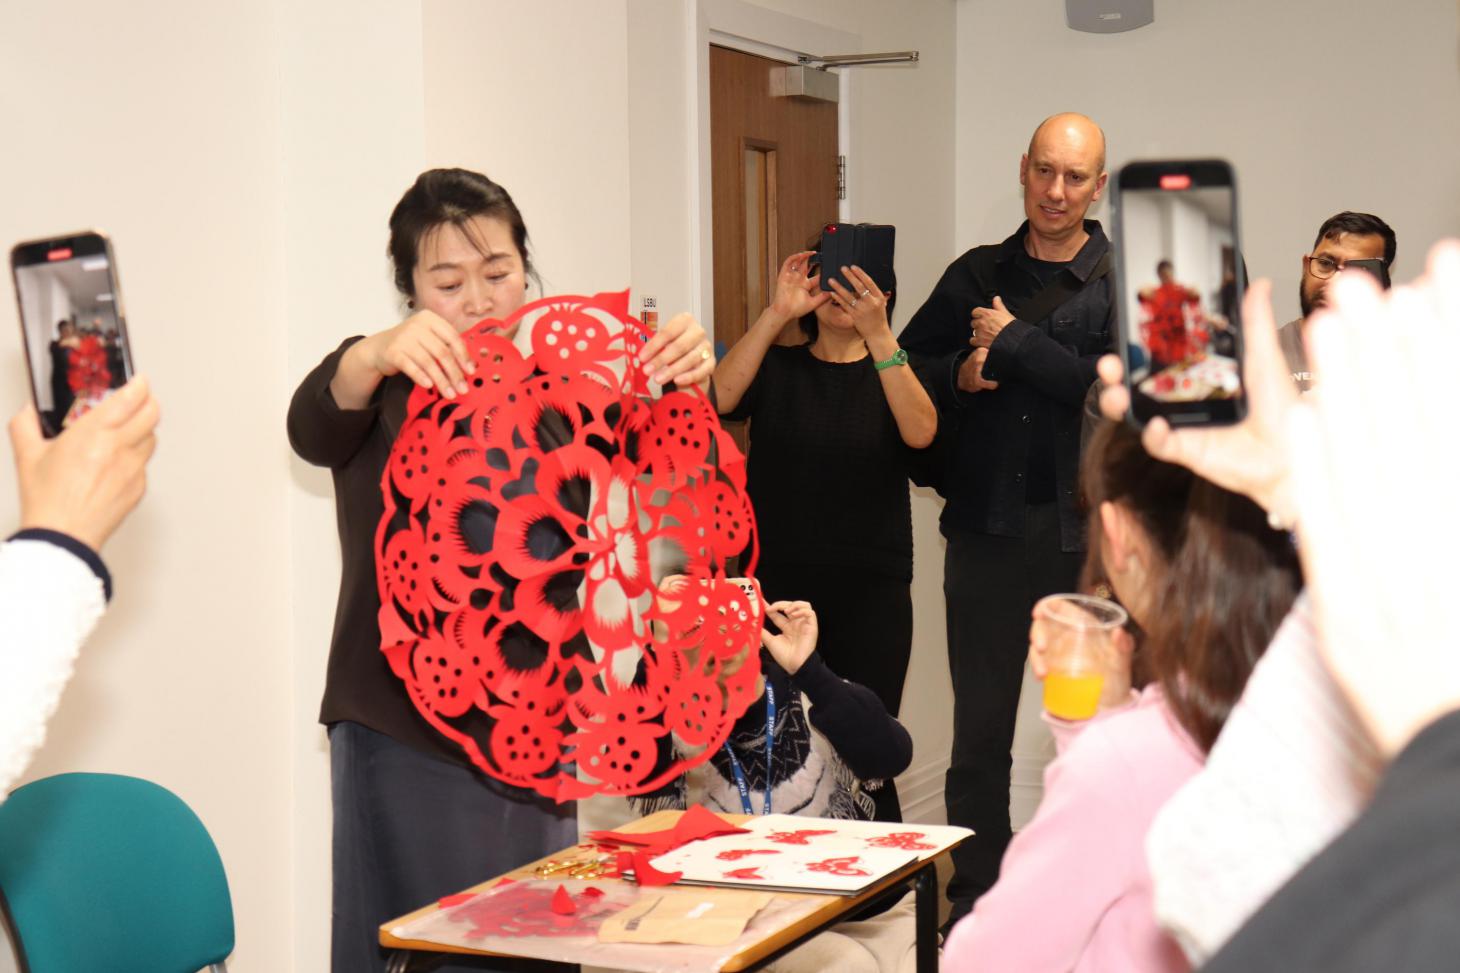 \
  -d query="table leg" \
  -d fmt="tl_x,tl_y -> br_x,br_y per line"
915,863 -> 938,973
384,950 -> 411,973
